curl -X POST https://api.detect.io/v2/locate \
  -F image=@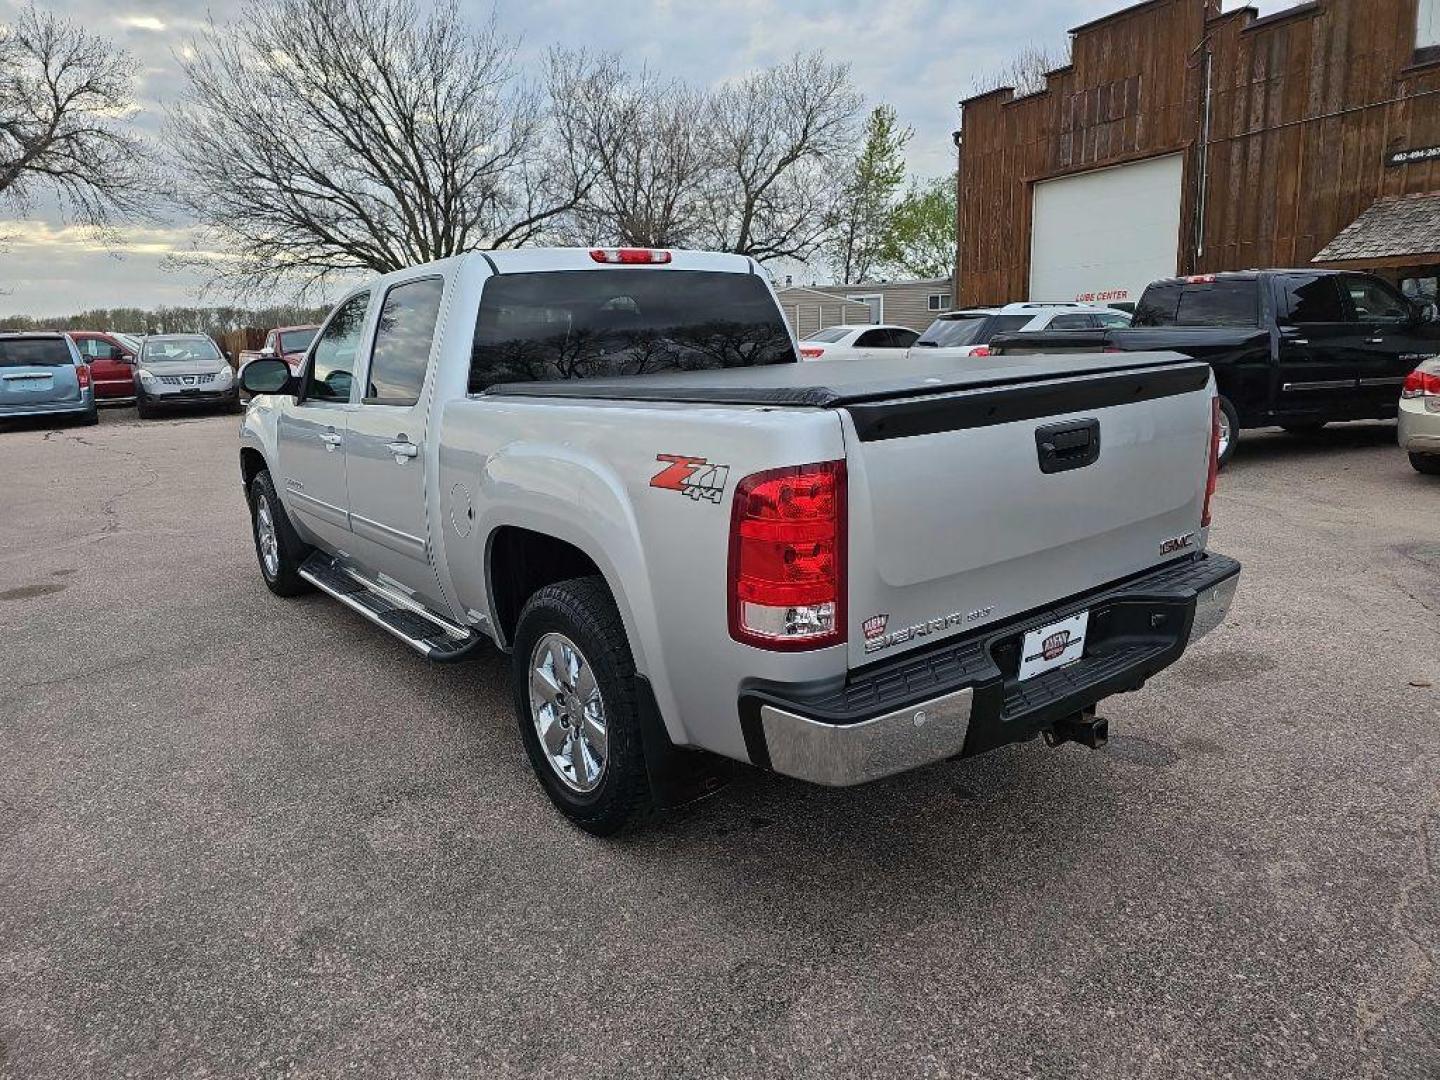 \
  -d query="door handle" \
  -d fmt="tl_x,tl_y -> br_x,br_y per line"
1035,418 -> 1101,474
319,431 -> 342,450
386,439 -> 420,461
1367,337 -> 1385,344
